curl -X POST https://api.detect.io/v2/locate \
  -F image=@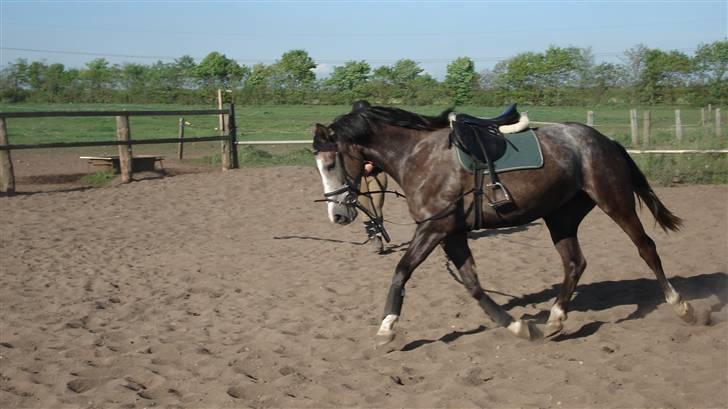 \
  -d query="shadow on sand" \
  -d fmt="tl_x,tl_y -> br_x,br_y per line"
400,272 -> 727,350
